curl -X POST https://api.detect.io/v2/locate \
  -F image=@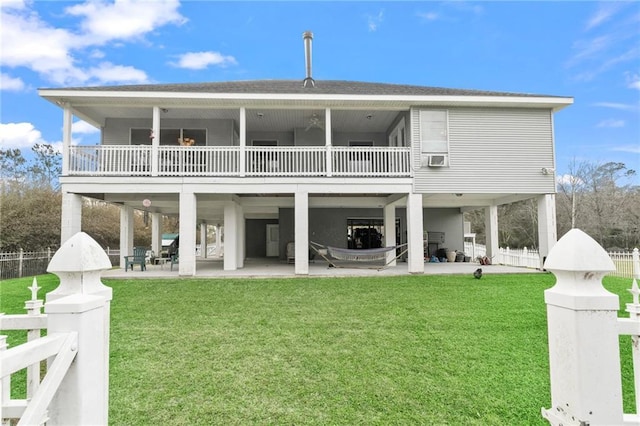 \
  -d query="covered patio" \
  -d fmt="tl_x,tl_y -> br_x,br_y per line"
101,256 -> 543,279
